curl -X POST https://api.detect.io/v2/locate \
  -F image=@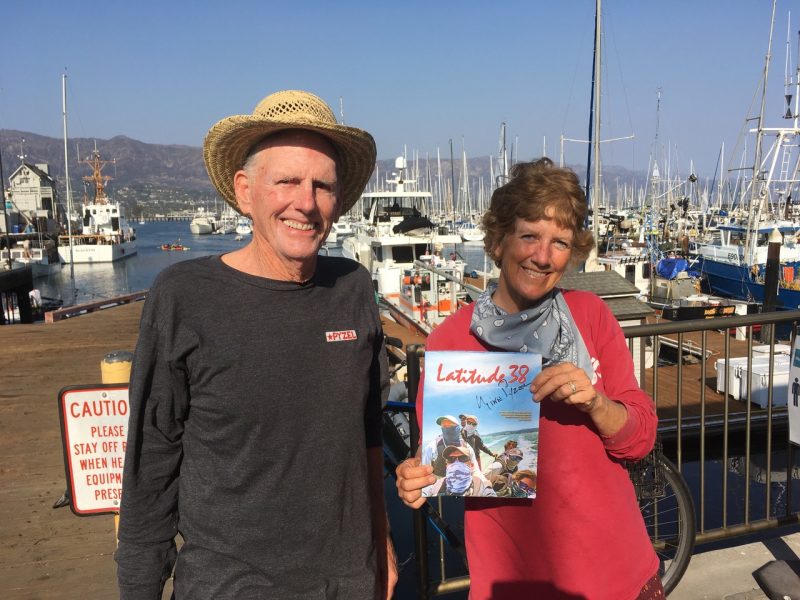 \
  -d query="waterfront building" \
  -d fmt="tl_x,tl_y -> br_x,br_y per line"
3,162 -> 61,234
